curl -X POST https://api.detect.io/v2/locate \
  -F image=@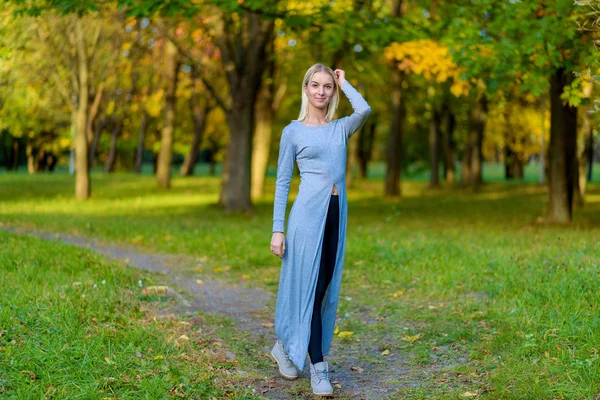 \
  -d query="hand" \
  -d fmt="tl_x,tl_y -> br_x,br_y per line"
270,232 -> 285,259
334,69 -> 346,86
